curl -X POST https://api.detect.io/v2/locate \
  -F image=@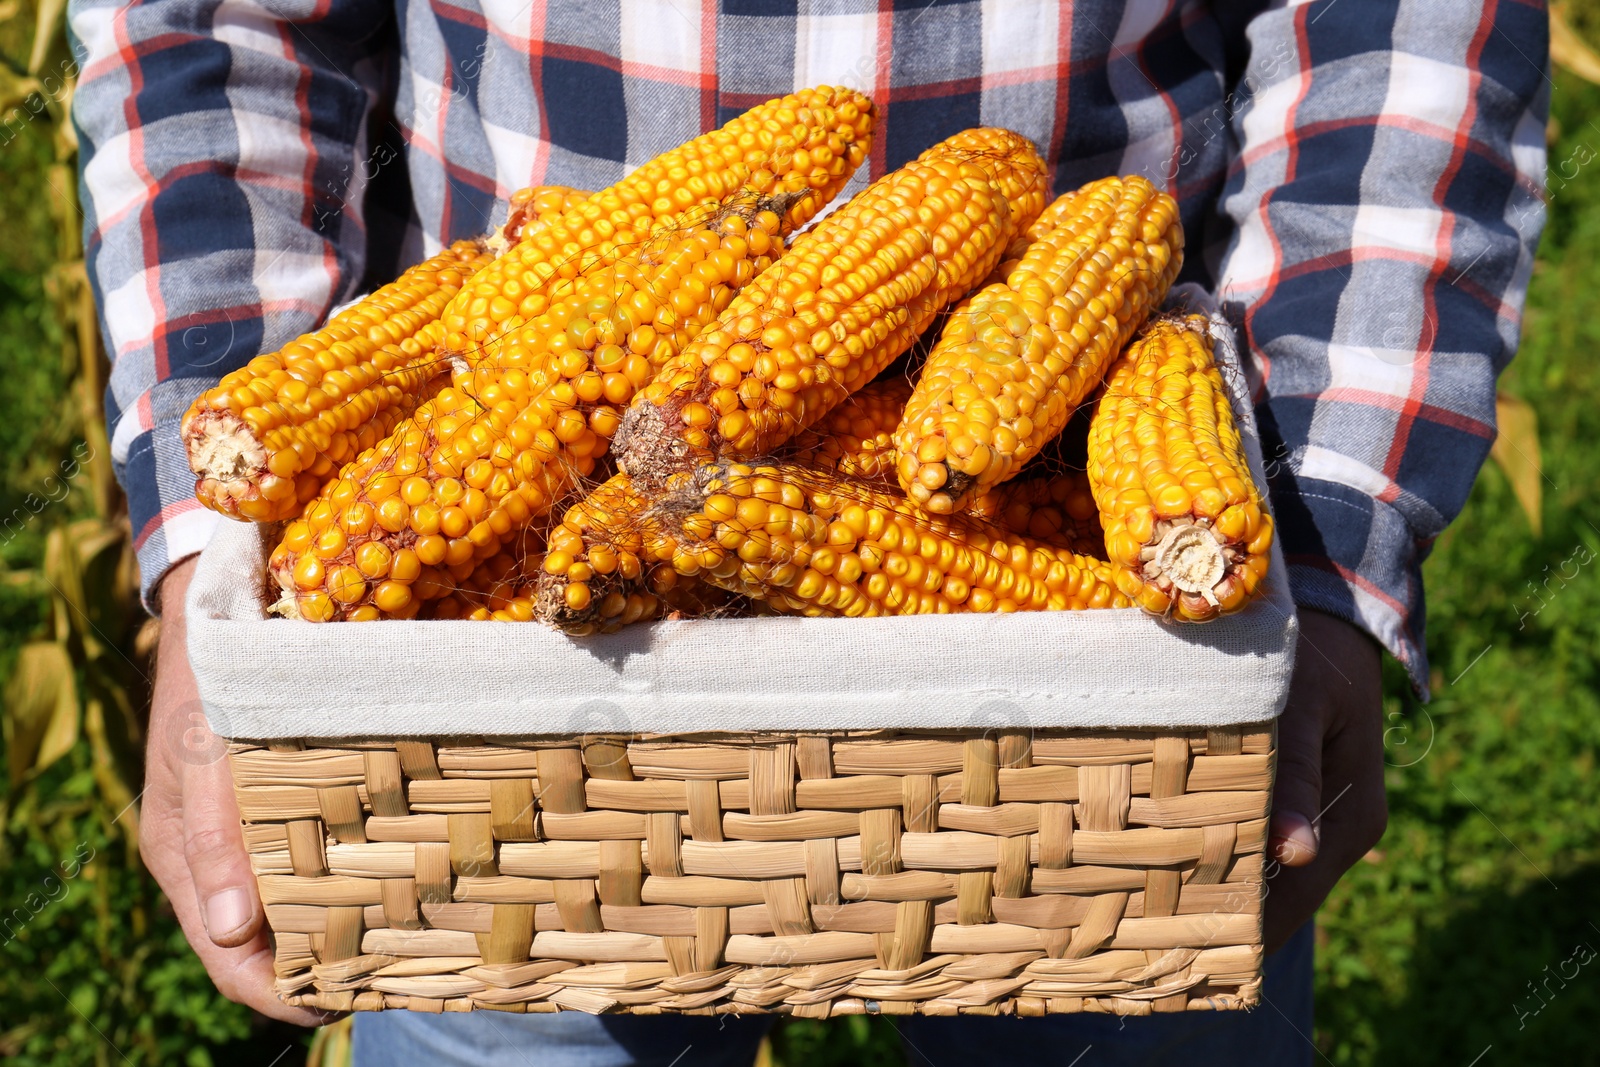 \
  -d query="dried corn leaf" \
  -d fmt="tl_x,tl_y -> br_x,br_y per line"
3,642 -> 79,784
28,0 -> 68,75
1490,392 -> 1542,537
1552,5 -> 1600,85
